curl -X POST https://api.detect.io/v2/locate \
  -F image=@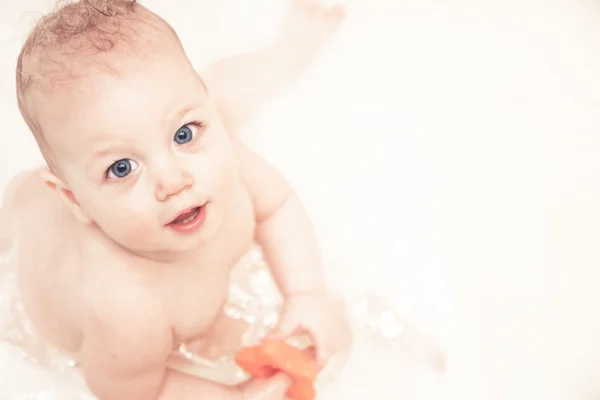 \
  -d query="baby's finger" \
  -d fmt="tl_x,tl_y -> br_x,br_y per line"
269,312 -> 302,340
303,346 -> 317,360
317,329 -> 348,367
316,346 -> 332,367
303,328 -> 331,366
